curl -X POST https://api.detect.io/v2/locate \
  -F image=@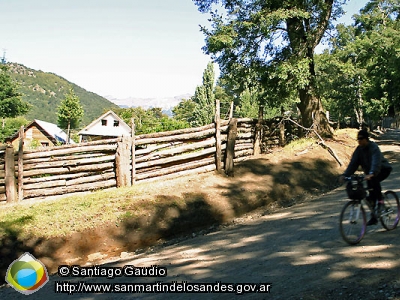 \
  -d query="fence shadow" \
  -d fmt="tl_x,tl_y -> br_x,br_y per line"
0,216 -> 57,283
